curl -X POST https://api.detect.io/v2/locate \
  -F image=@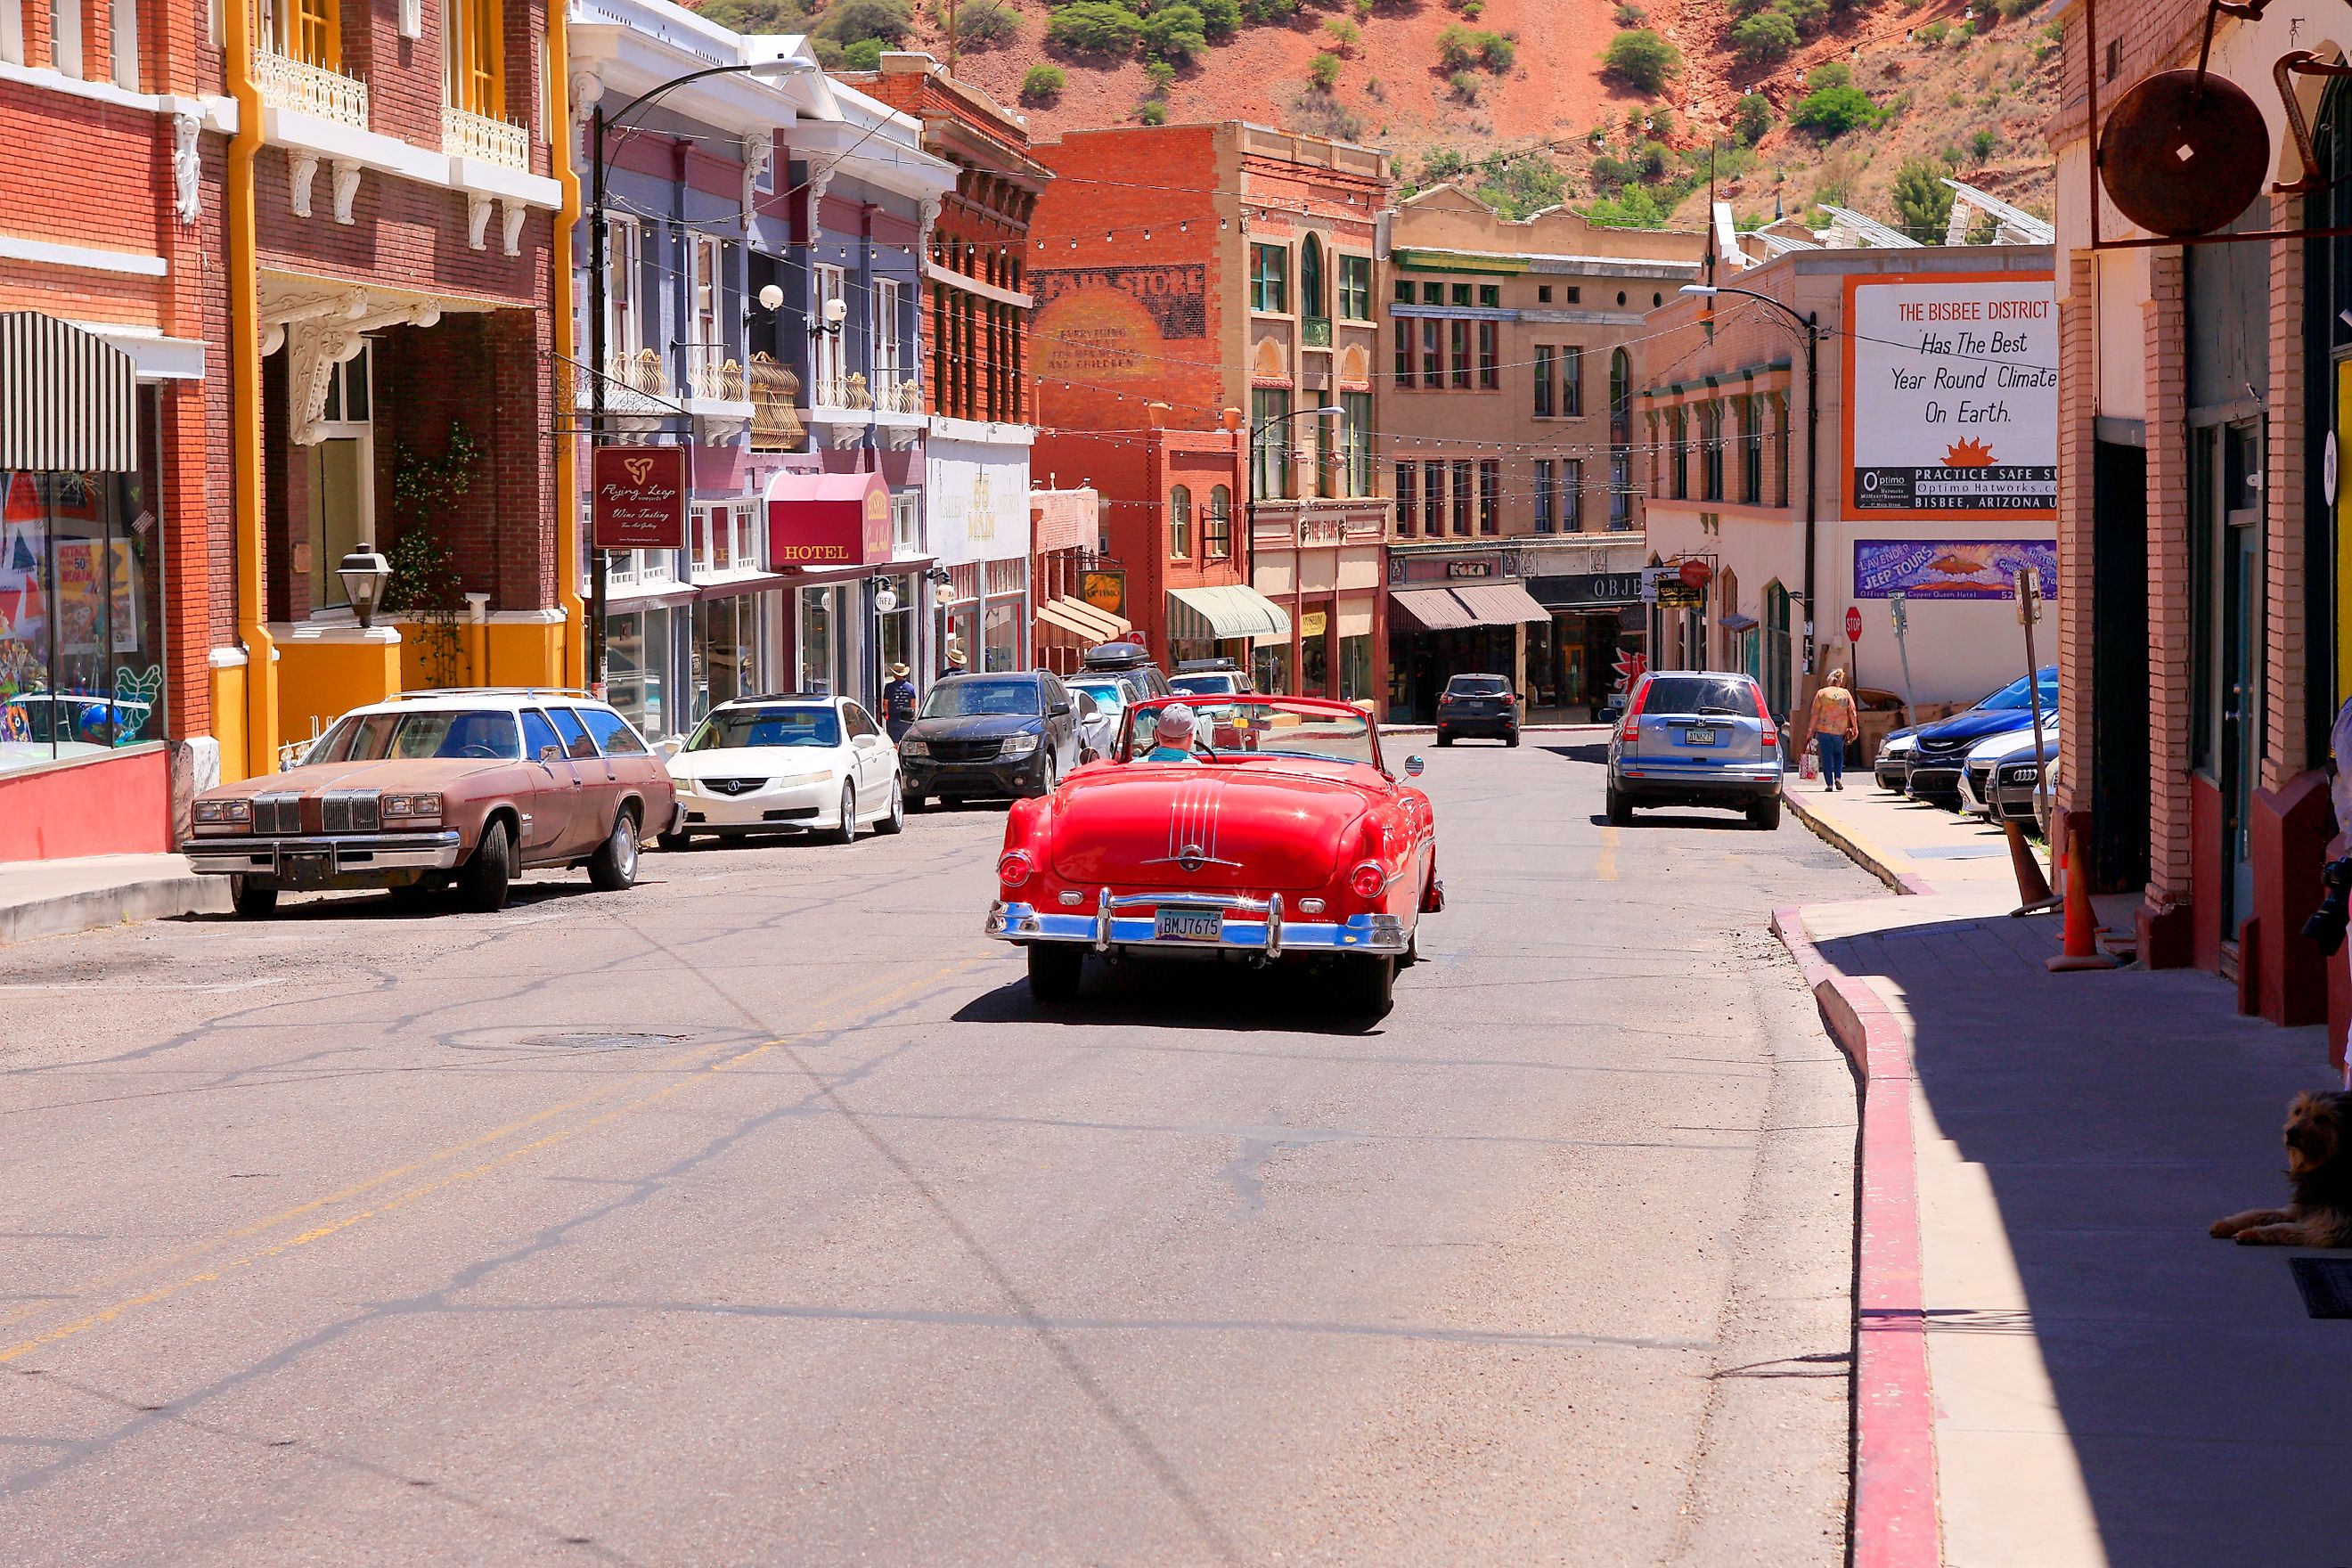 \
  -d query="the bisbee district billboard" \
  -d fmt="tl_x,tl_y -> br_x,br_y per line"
1842,272 -> 2057,519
